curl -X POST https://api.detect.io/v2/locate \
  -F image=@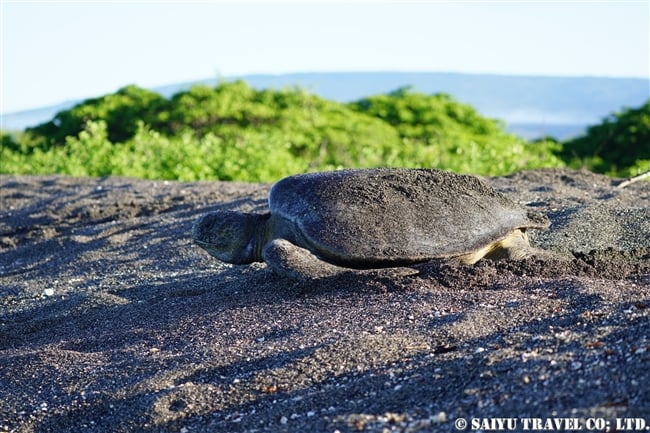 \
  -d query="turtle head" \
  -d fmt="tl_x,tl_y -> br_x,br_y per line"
192,211 -> 270,264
